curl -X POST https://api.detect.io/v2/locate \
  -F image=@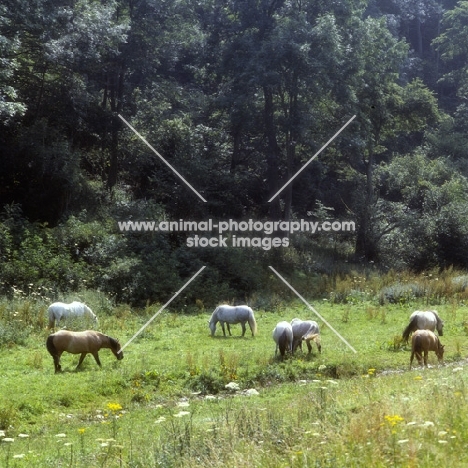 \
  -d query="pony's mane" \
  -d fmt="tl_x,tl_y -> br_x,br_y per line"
430,310 -> 443,326
107,336 -> 120,351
